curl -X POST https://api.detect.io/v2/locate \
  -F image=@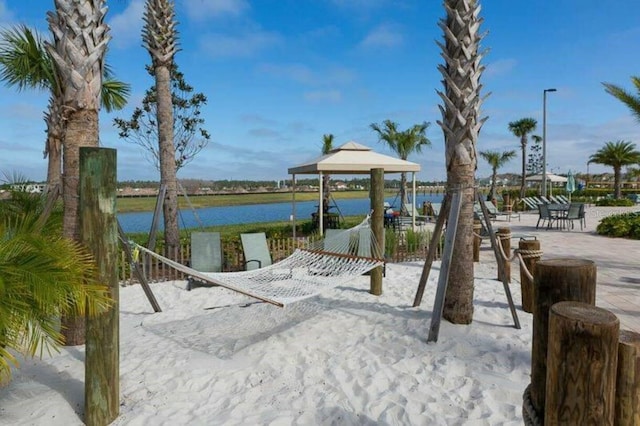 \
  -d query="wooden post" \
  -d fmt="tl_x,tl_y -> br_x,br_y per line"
545,301 -> 619,425
615,329 -> 640,425
80,148 -> 119,425
530,258 -> 597,419
472,220 -> 481,262
370,168 -> 384,296
496,227 -> 511,283
518,239 -> 541,313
